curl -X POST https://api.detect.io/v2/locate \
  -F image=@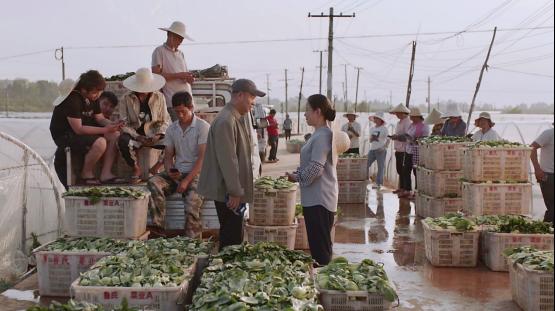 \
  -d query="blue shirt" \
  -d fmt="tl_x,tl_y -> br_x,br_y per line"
441,120 -> 467,137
